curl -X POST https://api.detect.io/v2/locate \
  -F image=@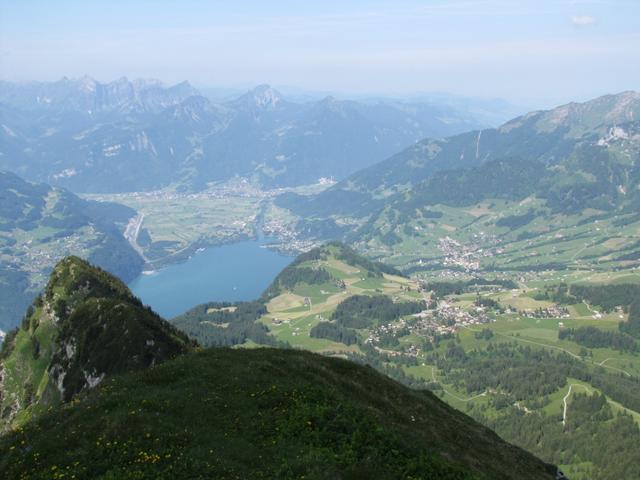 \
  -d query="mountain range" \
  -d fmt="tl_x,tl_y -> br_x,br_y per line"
276,91 -> 640,266
2,81 -> 640,479
0,76 -> 500,192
